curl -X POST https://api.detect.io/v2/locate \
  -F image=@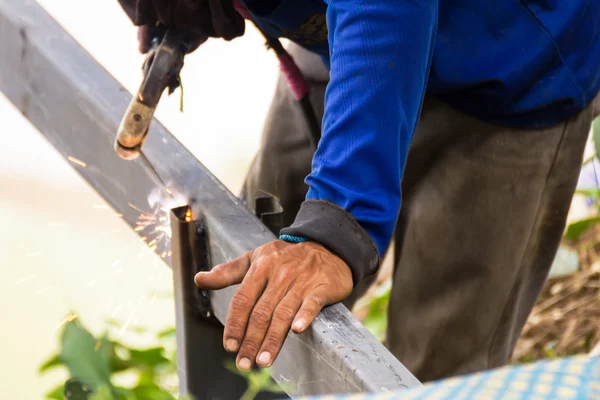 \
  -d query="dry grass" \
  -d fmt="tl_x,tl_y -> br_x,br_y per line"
513,227 -> 600,362
354,234 -> 600,363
